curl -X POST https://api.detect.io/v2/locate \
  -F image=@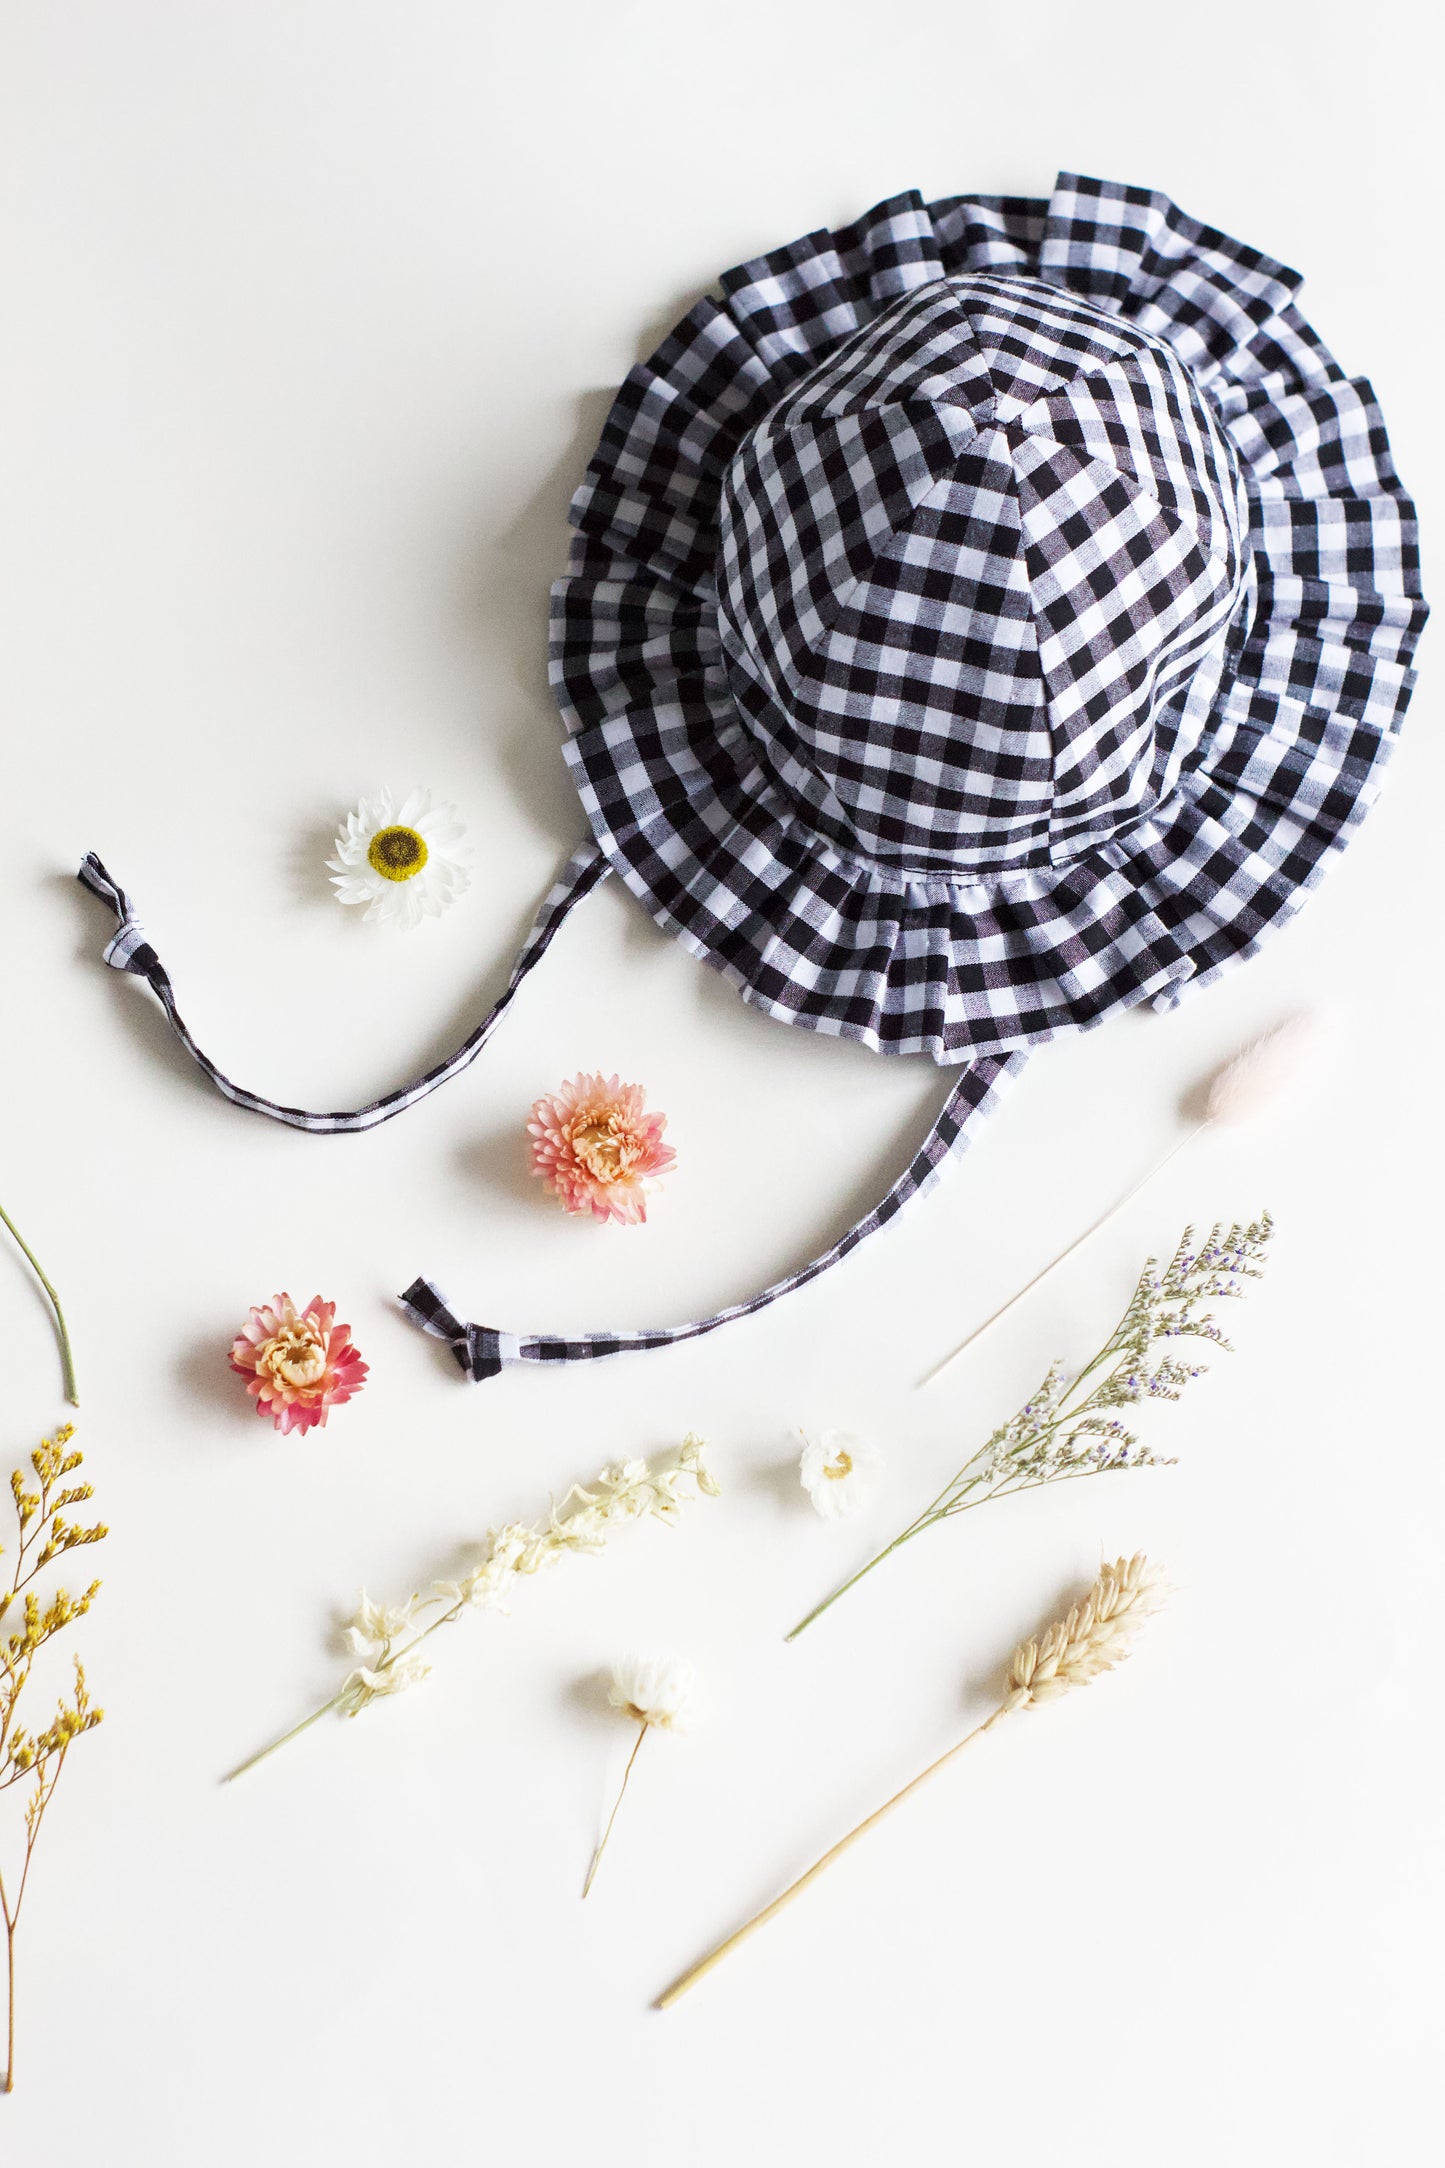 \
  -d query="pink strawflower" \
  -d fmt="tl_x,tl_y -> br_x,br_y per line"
526,1072 -> 676,1226
228,1292 -> 368,1435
